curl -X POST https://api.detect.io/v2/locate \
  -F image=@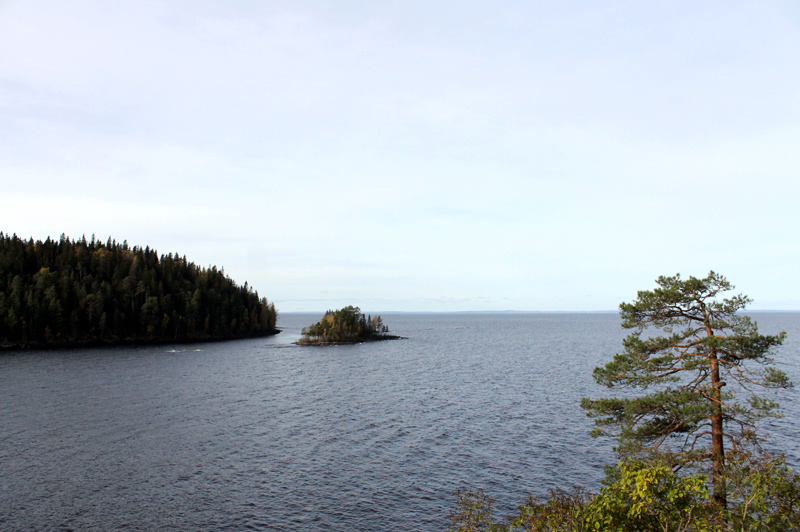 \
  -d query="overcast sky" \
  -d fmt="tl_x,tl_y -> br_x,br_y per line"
1,1 -> 798,312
